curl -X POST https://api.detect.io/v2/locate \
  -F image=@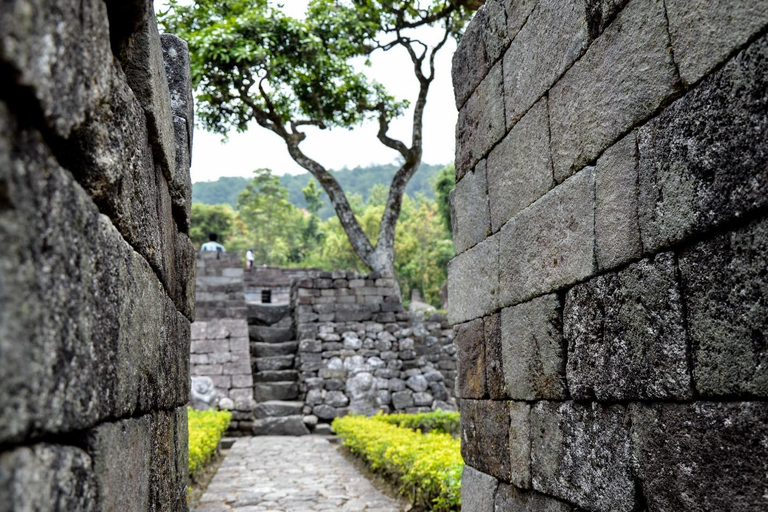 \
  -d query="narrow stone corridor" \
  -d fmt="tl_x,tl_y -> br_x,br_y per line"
194,436 -> 400,512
